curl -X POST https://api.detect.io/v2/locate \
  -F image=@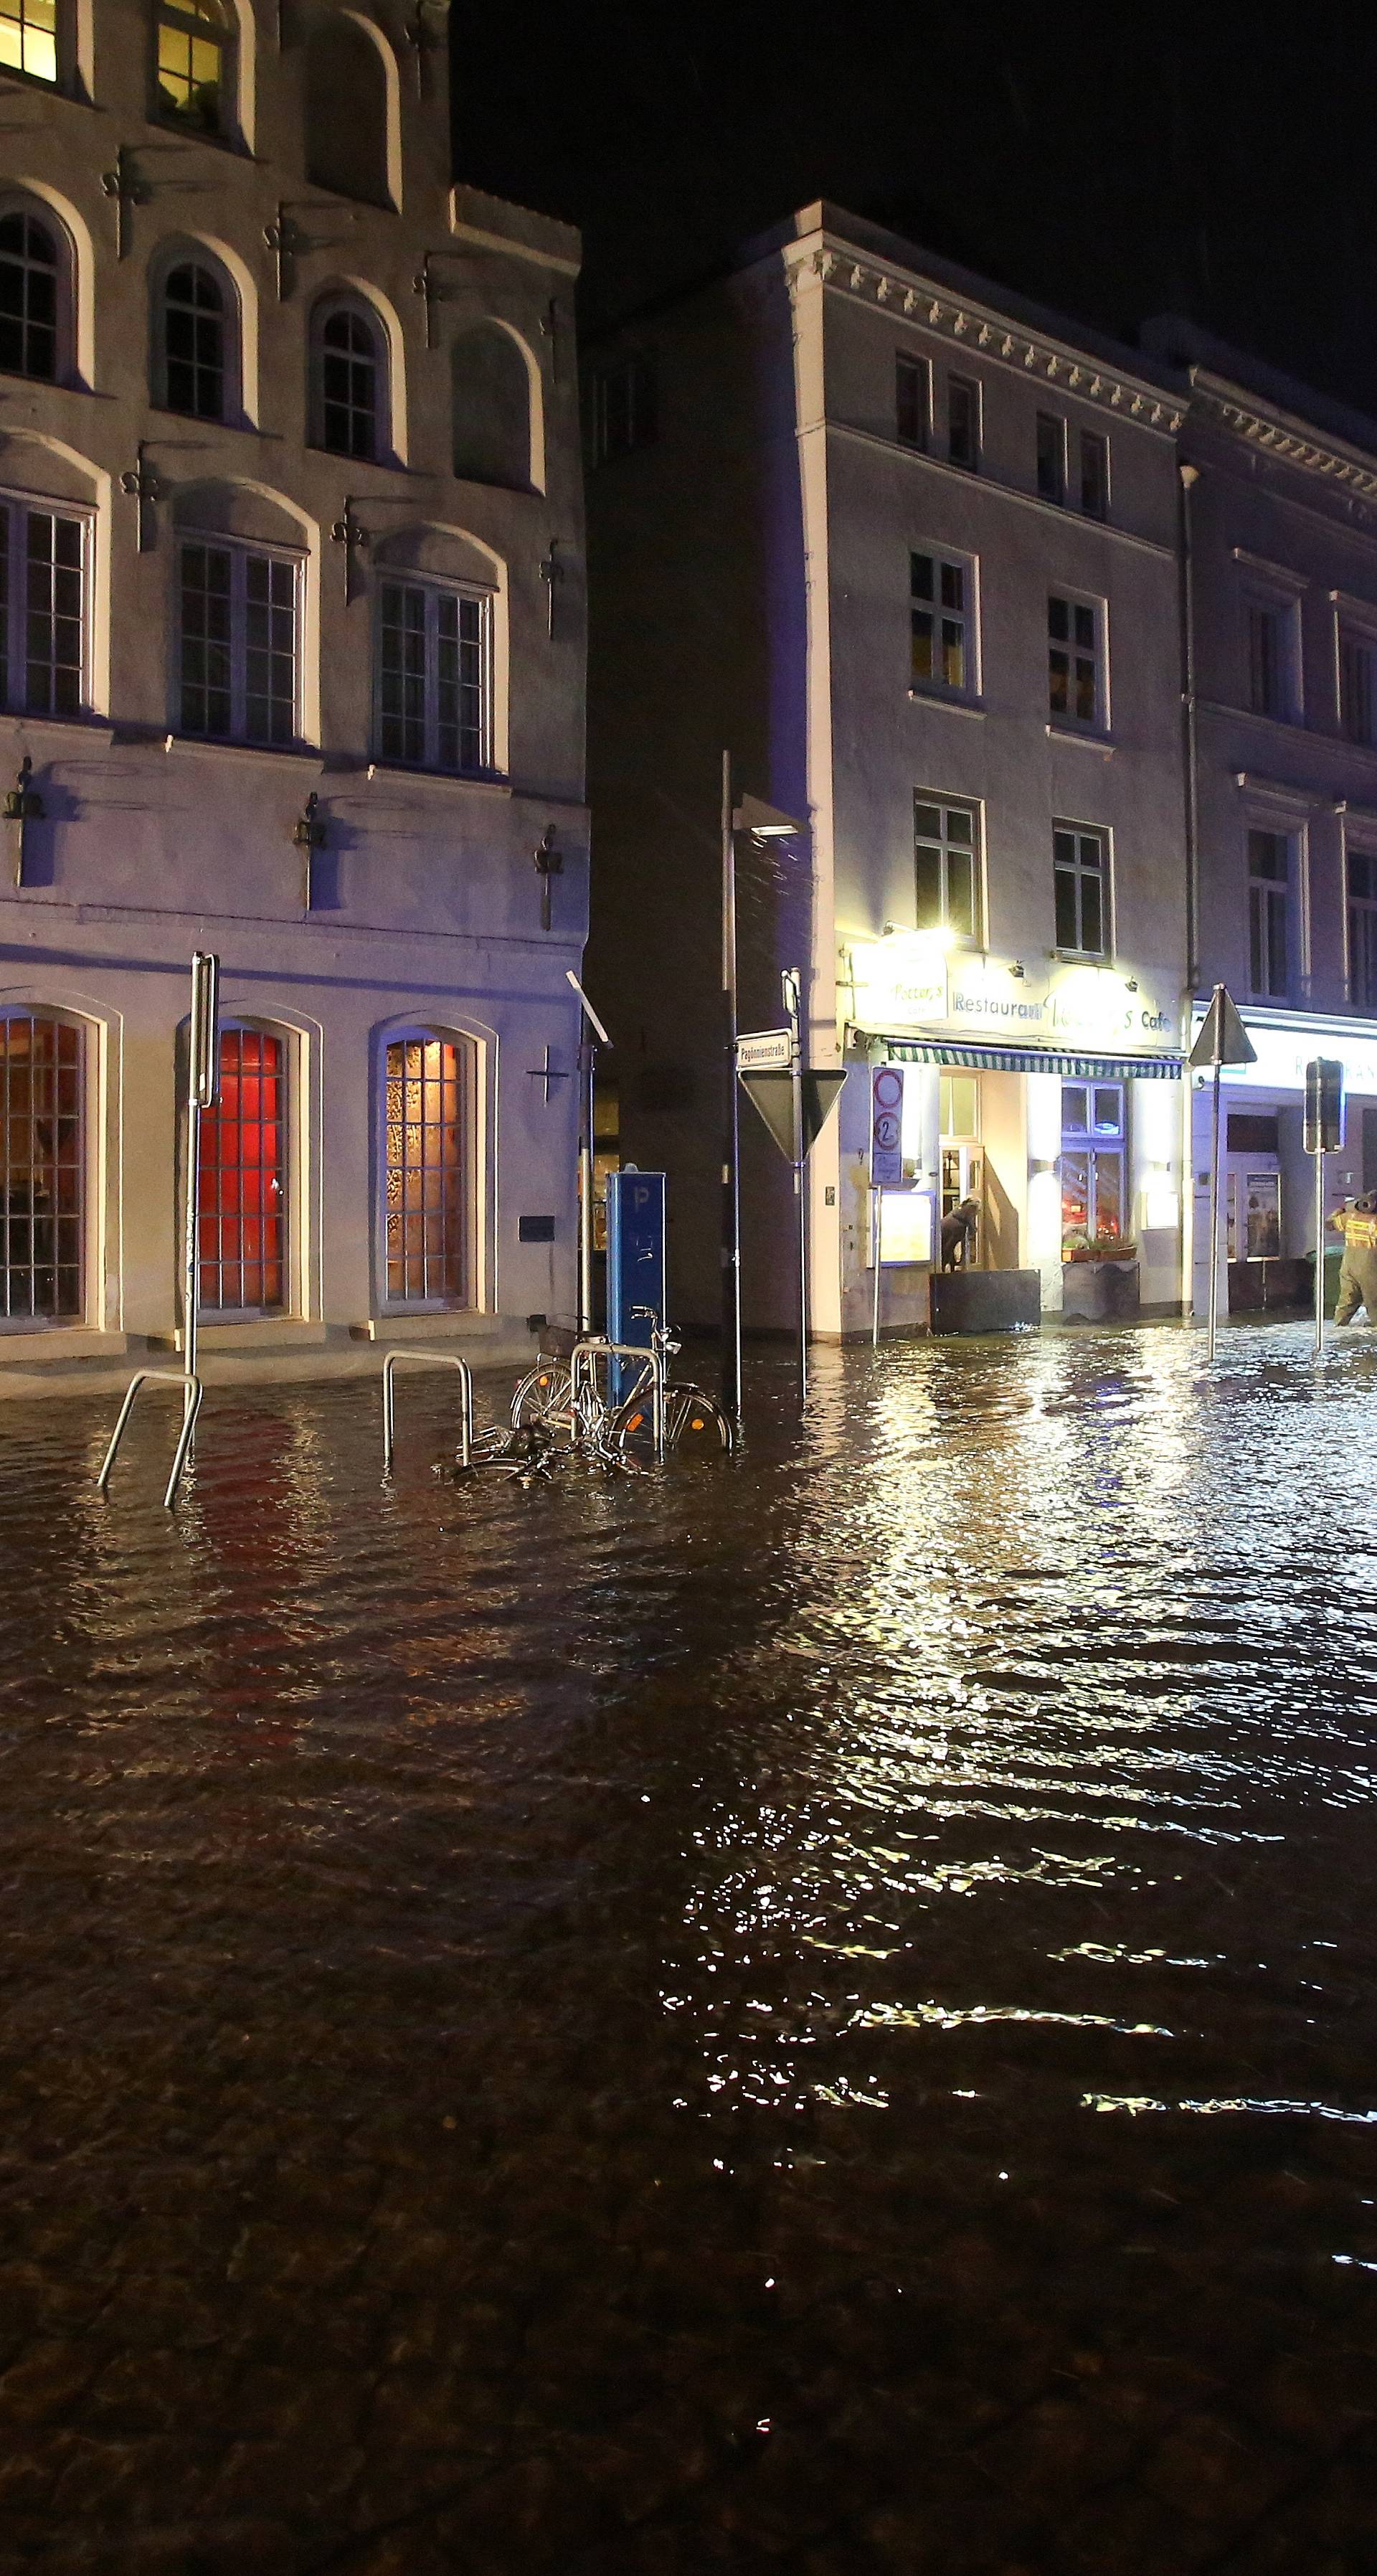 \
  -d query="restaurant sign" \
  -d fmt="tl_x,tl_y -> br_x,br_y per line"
848,933 -> 1176,1053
